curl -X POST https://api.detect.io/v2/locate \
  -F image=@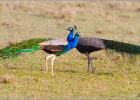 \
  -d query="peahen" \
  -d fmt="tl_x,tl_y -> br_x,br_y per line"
0,28 -> 81,76
67,27 -> 140,73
